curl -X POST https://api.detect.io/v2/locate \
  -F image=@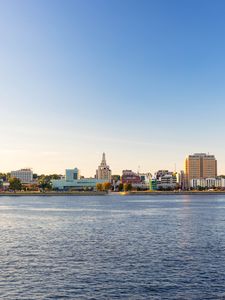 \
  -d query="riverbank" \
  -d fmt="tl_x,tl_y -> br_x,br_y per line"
1,190 -> 225,196
0,191 -> 107,196
121,191 -> 225,196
